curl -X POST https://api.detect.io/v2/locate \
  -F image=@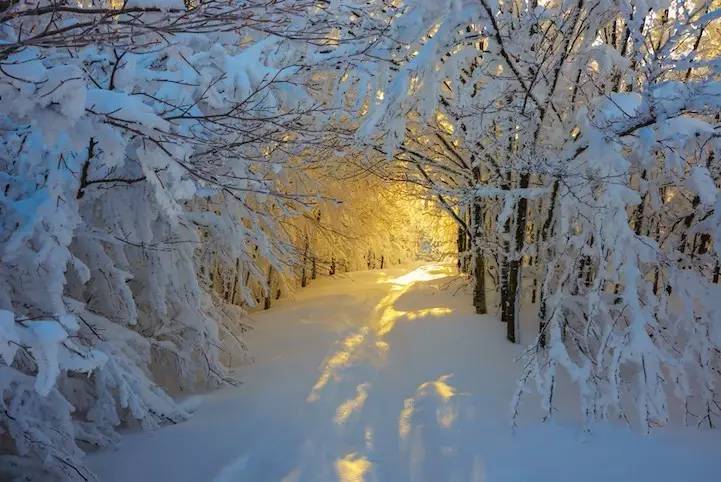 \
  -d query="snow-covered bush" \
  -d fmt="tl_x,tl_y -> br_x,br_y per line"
0,0 -> 344,478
